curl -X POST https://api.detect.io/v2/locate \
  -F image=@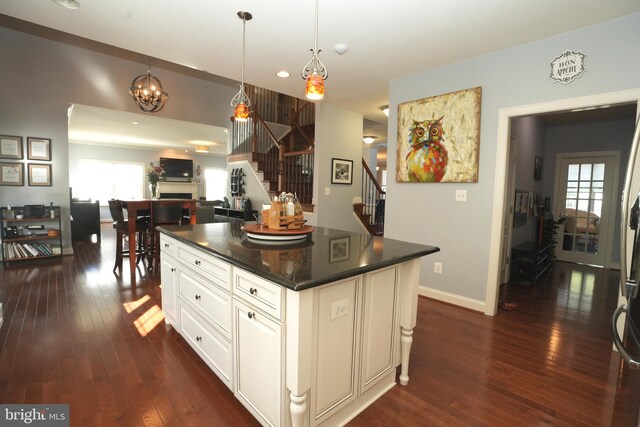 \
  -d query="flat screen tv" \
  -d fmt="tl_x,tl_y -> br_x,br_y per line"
159,157 -> 193,179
